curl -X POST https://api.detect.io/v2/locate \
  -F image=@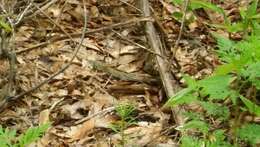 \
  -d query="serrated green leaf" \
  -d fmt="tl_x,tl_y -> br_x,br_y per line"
181,136 -> 205,147
182,120 -> 209,134
183,111 -> 203,121
165,88 -> 197,107
237,123 -> 260,145
208,130 -> 233,147
18,123 -> 50,147
241,62 -> 260,89
240,96 -> 260,116
200,102 -> 230,120
0,126 -> 16,147
212,33 -> 237,62
198,75 -> 232,100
